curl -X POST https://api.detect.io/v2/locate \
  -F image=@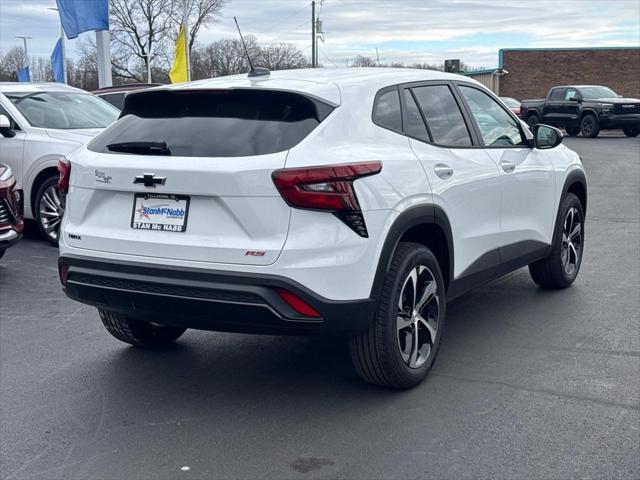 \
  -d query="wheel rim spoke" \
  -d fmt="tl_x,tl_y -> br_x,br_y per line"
561,207 -> 581,275
396,264 -> 440,370
40,185 -> 63,240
